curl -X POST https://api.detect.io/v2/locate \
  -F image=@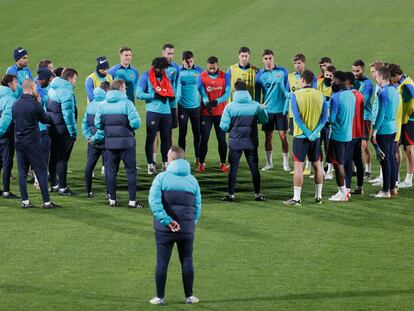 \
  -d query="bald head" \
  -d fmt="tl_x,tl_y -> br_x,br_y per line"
22,79 -> 35,93
167,146 -> 185,163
